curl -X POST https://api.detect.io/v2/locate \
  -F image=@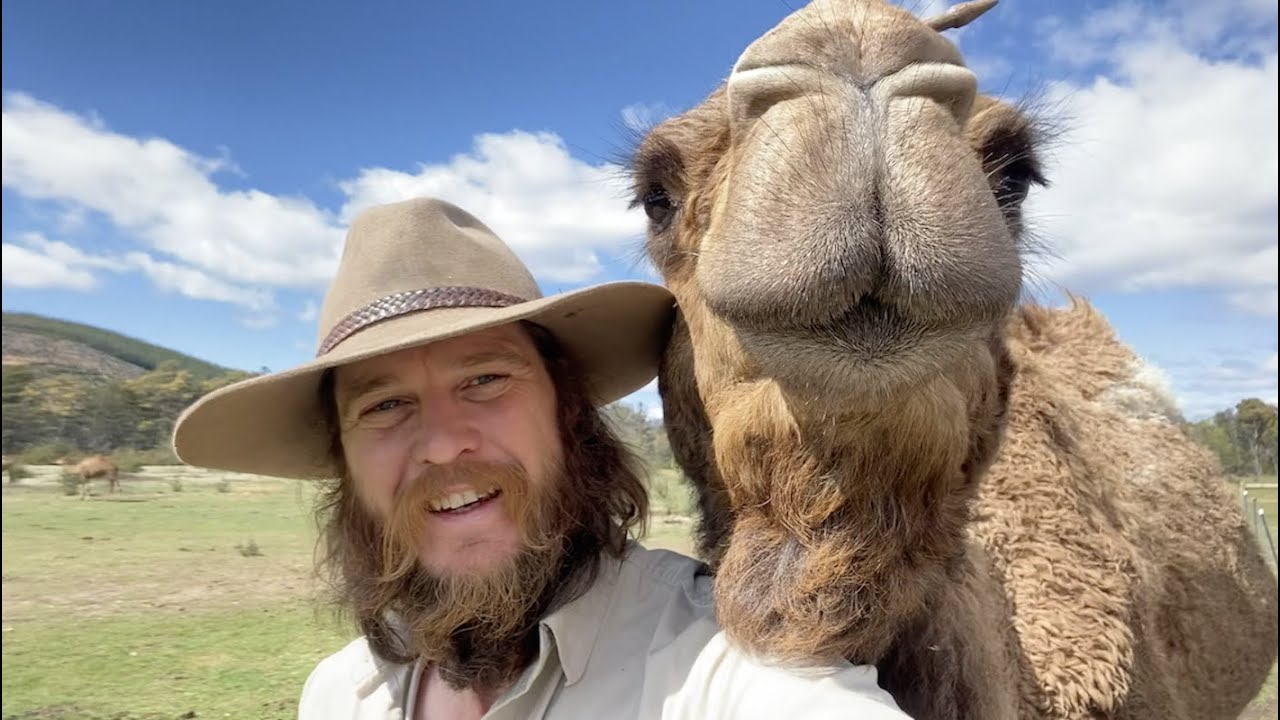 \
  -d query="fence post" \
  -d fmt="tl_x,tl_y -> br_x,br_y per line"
1251,497 -> 1261,540
1257,508 -> 1278,569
